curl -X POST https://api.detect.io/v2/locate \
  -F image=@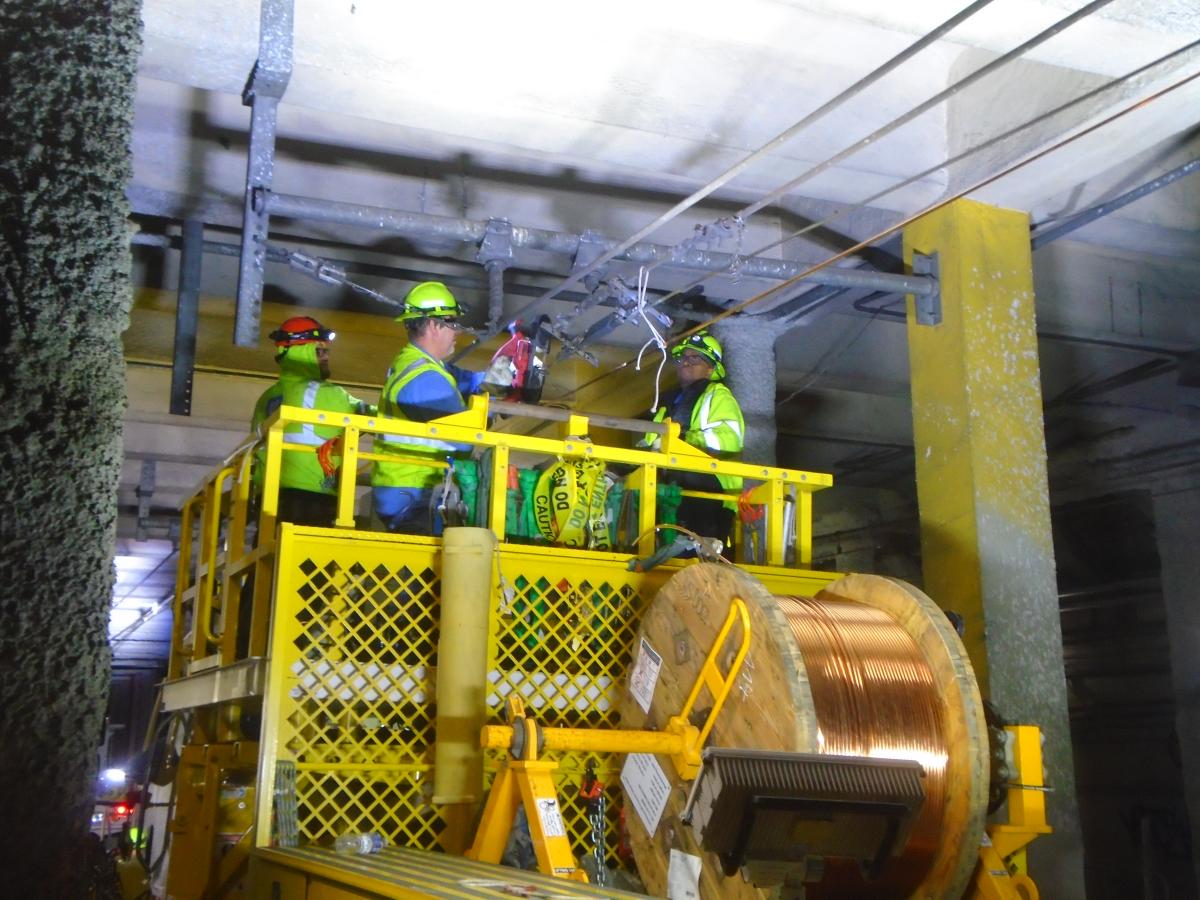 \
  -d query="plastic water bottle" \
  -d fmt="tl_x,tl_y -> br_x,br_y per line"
334,831 -> 386,855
